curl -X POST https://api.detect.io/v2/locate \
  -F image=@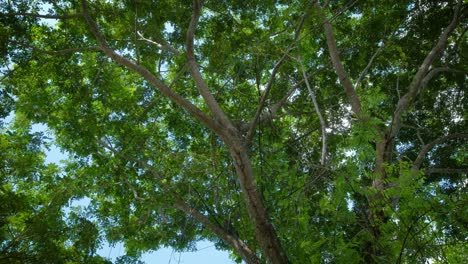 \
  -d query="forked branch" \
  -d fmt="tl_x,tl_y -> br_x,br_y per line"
355,46 -> 383,90
246,0 -> 315,144
246,52 -> 289,144
80,0 -> 223,136
390,3 -> 462,139
241,68 -> 323,133
186,0 -> 235,134
412,133 -> 468,171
